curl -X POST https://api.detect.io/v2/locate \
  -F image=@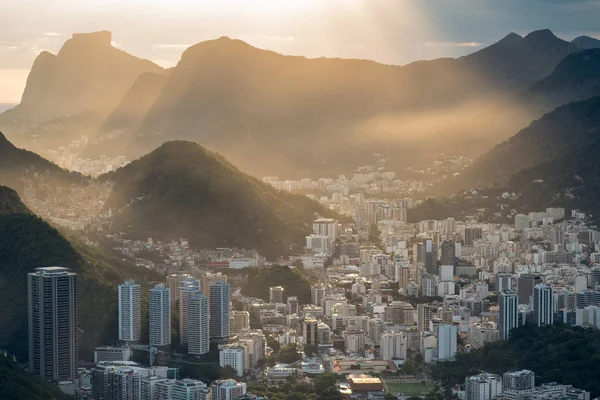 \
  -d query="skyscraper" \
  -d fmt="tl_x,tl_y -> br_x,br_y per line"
28,267 -> 78,381
269,286 -> 284,304
311,285 -> 325,306
534,284 -> 554,327
464,228 -> 483,247
179,277 -> 201,345
188,291 -> 210,355
440,240 -> 456,266
380,331 -> 407,361
118,280 -> 141,342
437,324 -> 457,360
417,238 -> 437,275
150,284 -> 171,347
499,290 -> 518,340
210,281 -> 231,341
517,274 -> 541,305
